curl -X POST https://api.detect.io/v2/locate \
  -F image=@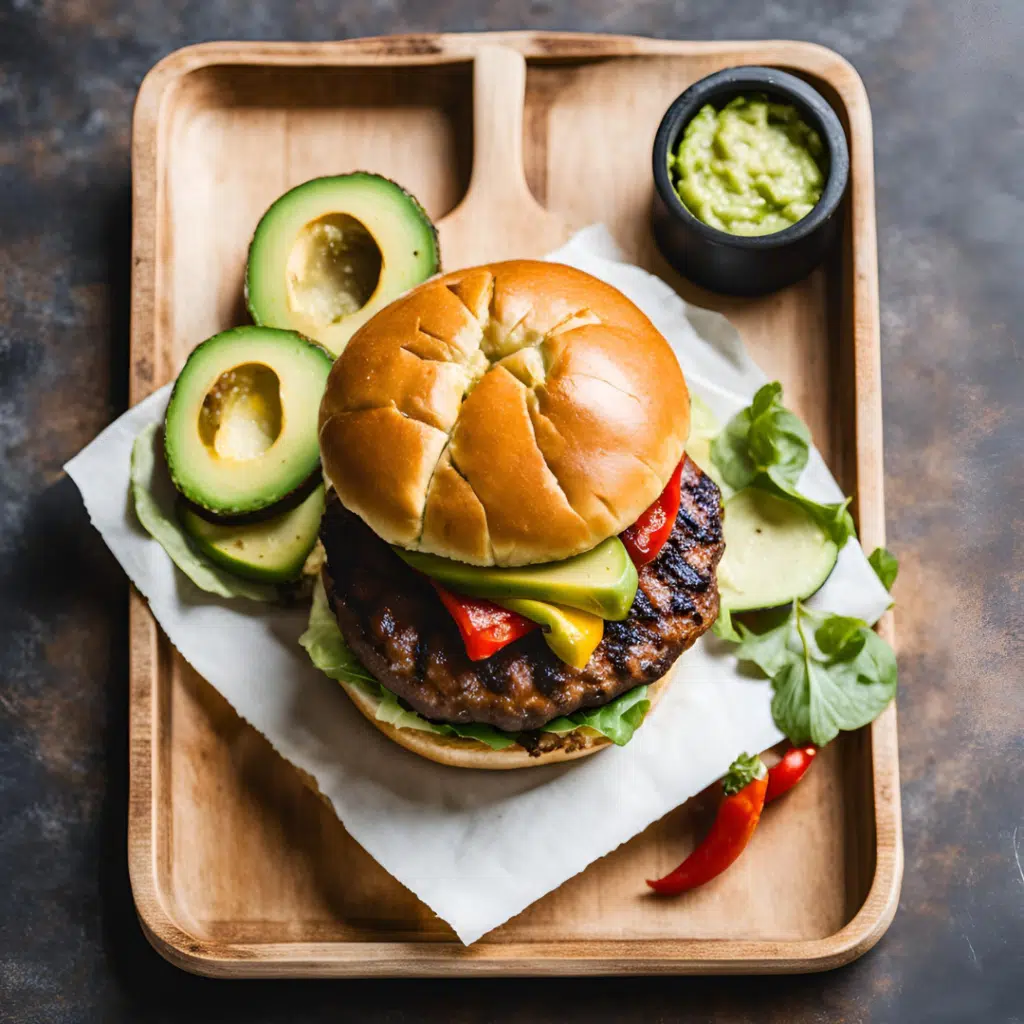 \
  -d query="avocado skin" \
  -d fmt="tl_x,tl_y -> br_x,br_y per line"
178,468 -> 323,527
394,537 -> 639,621
177,485 -> 325,584
244,172 -> 440,317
